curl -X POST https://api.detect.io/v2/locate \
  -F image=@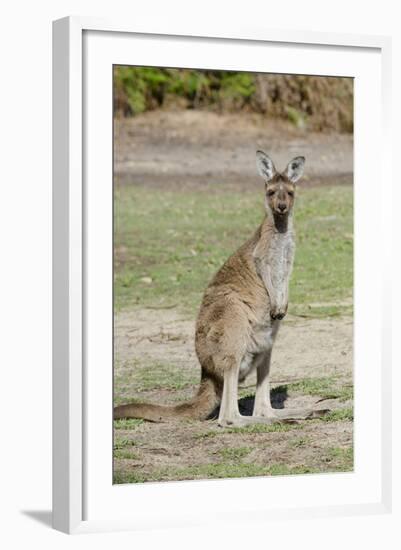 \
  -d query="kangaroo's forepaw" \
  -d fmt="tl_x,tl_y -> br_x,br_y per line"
270,306 -> 287,321
271,312 -> 285,320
